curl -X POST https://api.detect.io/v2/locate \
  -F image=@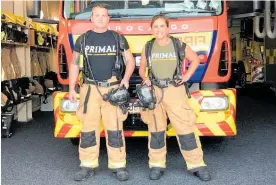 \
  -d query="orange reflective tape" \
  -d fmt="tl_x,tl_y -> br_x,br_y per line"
63,93 -> 70,99
191,91 -> 204,104
100,131 -> 105,137
211,89 -> 226,96
54,106 -> 60,122
100,131 -> 135,137
76,132 -> 80,138
229,104 -> 236,121
196,123 -> 214,136
124,131 -> 135,137
230,88 -> 236,97
56,124 -> 72,138
53,91 -> 58,99
217,121 -> 235,136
